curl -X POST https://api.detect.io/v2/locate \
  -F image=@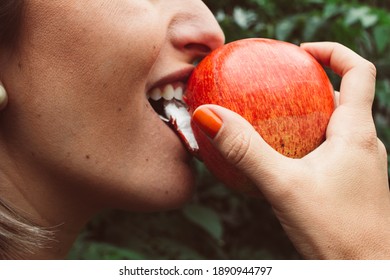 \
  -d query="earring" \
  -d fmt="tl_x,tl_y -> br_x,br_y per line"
0,83 -> 8,111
